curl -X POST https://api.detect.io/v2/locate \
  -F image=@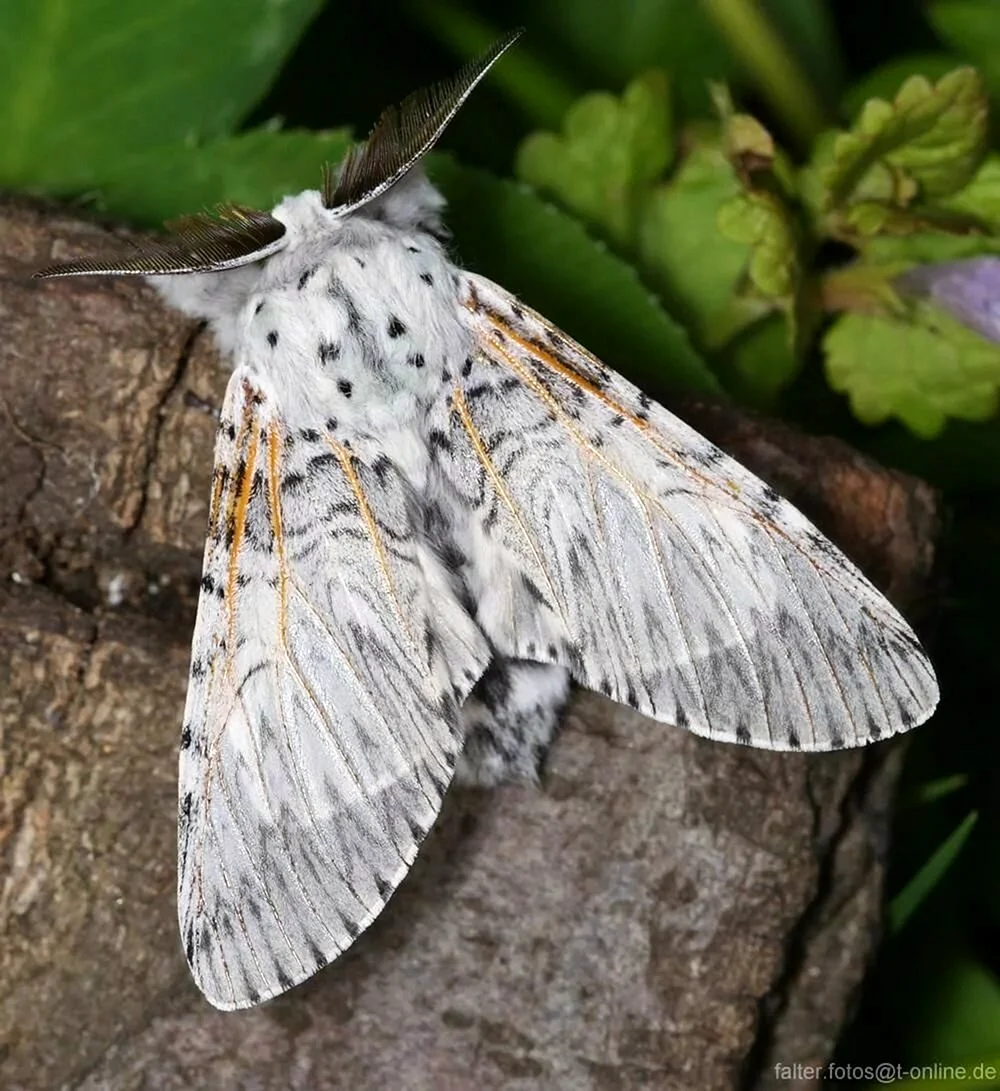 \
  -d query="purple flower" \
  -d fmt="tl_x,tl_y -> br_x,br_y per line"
896,257 -> 1000,343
